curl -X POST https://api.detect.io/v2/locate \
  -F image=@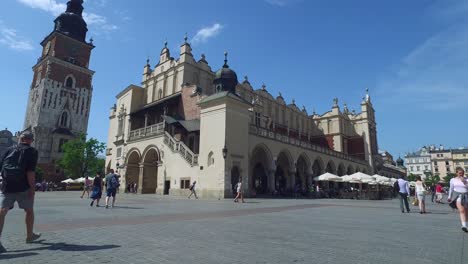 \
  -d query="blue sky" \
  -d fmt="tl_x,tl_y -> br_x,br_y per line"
1,0 -> 467,158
